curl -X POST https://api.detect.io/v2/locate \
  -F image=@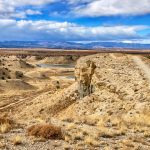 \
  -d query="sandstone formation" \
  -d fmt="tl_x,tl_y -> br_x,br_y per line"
75,60 -> 96,98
